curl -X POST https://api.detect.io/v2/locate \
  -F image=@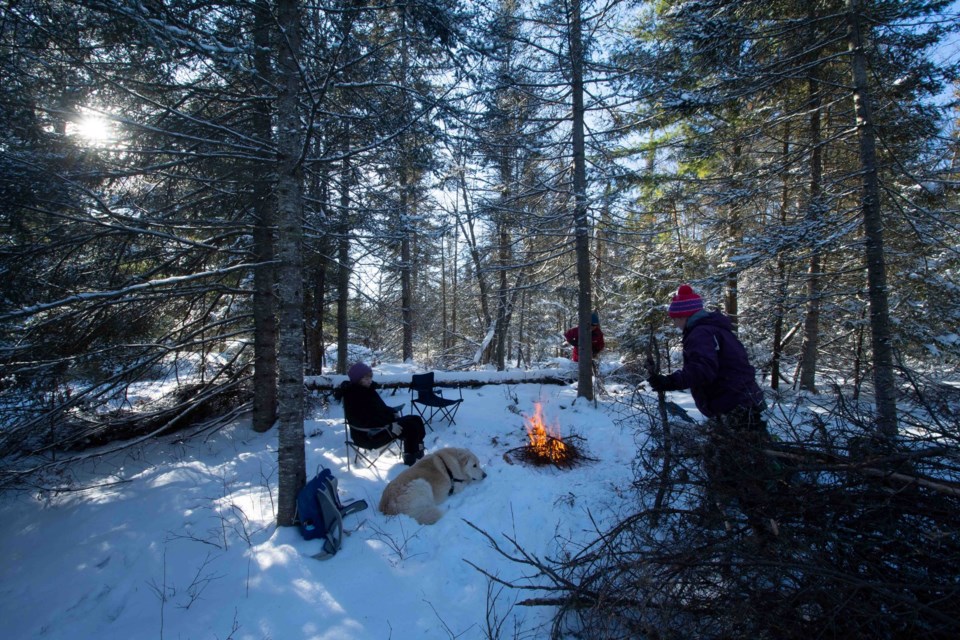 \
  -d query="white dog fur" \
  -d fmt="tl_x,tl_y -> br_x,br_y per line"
378,447 -> 487,524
